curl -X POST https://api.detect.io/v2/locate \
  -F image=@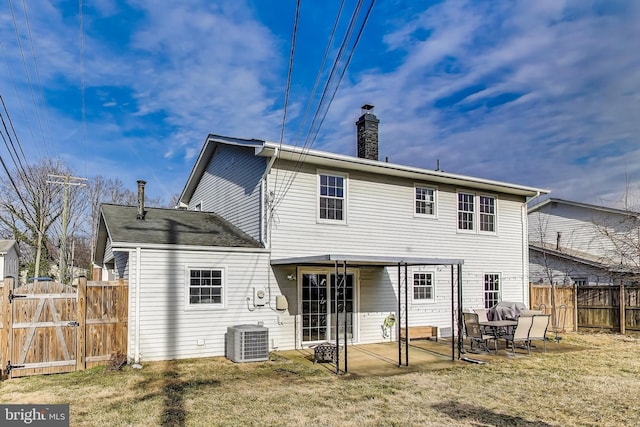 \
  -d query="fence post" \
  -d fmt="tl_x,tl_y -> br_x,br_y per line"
573,283 -> 578,332
2,278 -> 14,378
76,276 -> 86,371
620,282 -> 626,335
